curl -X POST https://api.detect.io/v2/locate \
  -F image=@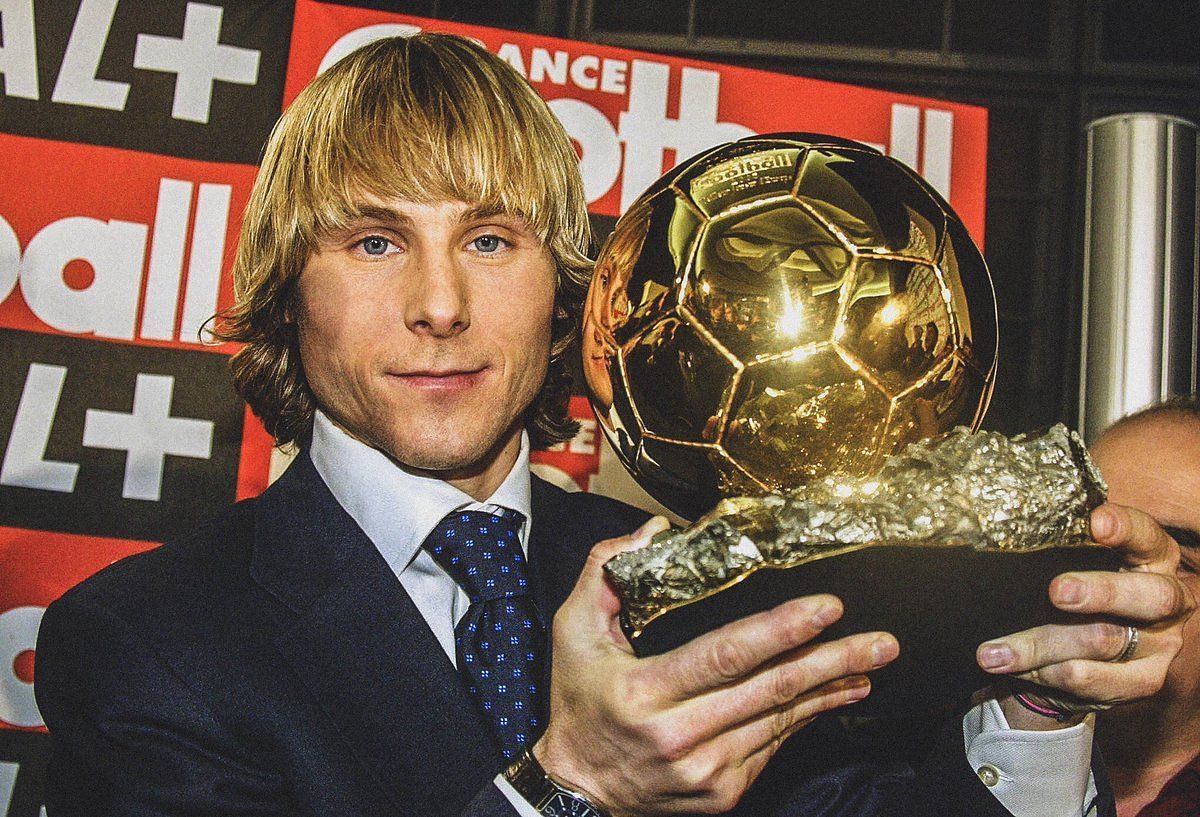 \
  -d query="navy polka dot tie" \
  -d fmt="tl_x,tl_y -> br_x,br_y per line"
423,509 -> 545,759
